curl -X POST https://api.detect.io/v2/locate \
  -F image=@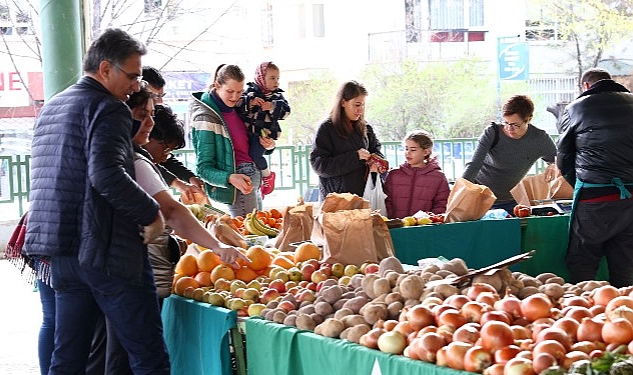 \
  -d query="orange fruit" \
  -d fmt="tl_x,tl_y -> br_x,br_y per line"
245,245 -> 273,271
210,264 -> 236,283
235,266 -> 259,283
278,251 -> 295,263
294,242 -> 320,262
174,276 -> 200,296
271,255 -> 295,269
194,271 -> 213,287
269,208 -> 282,219
175,253 -> 199,276
197,250 -> 221,272
256,211 -> 270,221
267,218 -> 277,227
